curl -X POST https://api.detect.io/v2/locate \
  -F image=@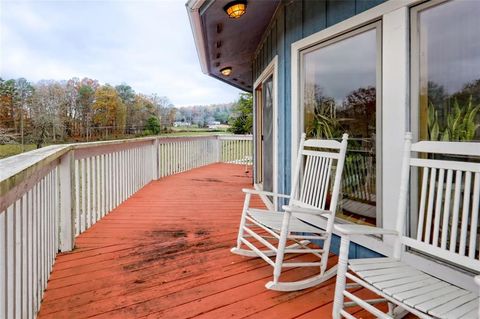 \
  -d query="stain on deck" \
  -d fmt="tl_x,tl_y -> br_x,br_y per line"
38,163 -> 393,318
